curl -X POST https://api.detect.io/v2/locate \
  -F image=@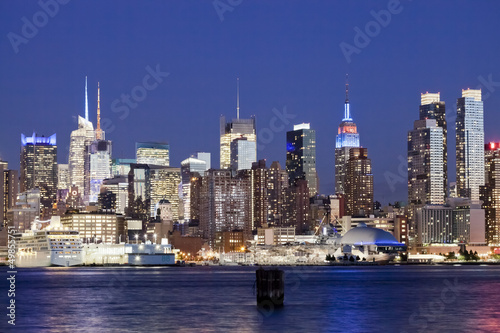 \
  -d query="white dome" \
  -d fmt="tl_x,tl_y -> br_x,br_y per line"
341,224 -> 402,246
